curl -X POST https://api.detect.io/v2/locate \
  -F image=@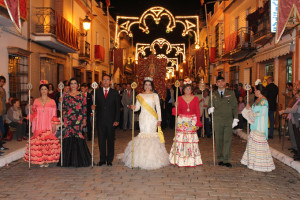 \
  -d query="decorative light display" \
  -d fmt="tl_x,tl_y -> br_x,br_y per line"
114,6 -> 200,48
135,38 -> 186,64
